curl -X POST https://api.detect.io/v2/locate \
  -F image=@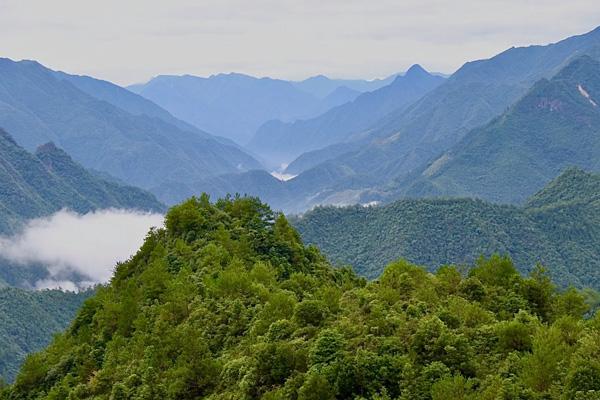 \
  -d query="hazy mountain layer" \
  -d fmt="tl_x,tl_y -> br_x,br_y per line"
249,65 -> 445,166
129,72 -> 359,145
0,58 -> 261,200
401,56 -> 600,203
